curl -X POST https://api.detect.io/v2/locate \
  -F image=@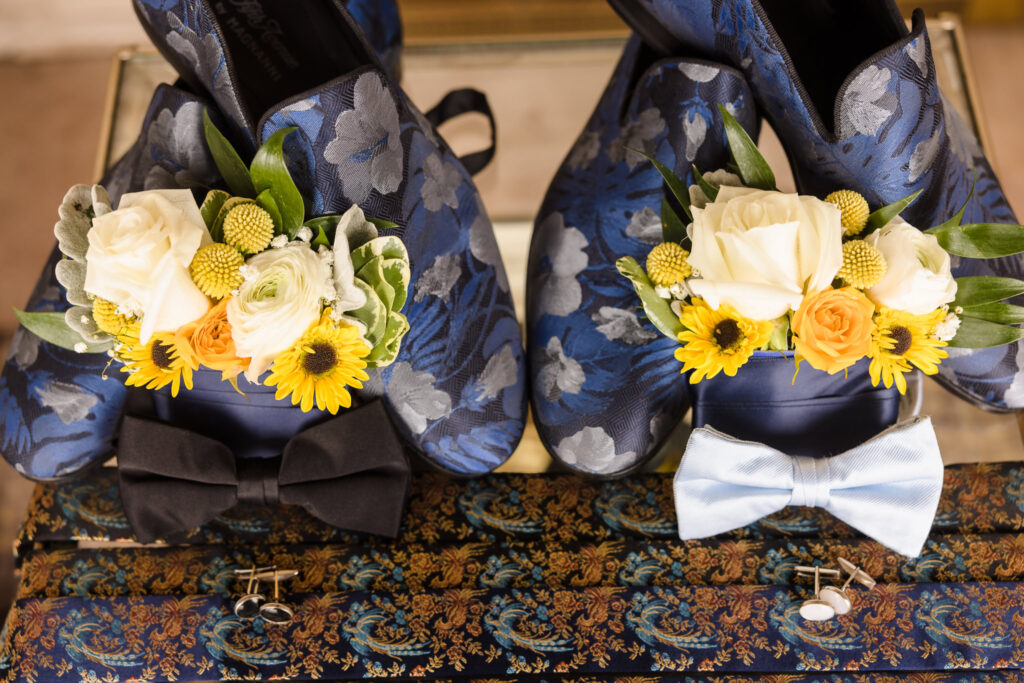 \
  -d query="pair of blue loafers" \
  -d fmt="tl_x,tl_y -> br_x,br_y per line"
2,0 -> 1018,481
